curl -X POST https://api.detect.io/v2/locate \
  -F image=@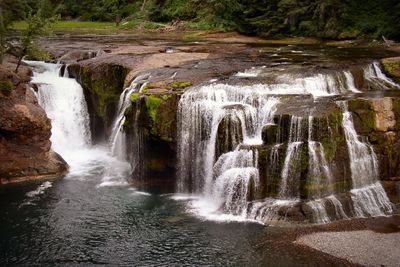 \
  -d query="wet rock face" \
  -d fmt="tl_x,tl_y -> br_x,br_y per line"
348,97 -> 400,204
0,66 -> 67,185
69,63 -> 128,142
124,93 -> 180,191
348,98 -> 400,178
